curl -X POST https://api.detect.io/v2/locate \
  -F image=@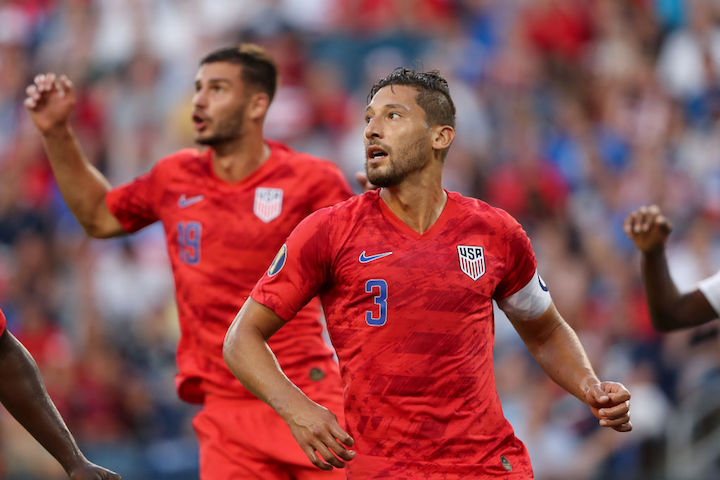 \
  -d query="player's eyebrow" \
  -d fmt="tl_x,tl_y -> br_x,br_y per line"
382,103 -> 411,111
365,103 -> 411,114
195,77 -> 233,88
